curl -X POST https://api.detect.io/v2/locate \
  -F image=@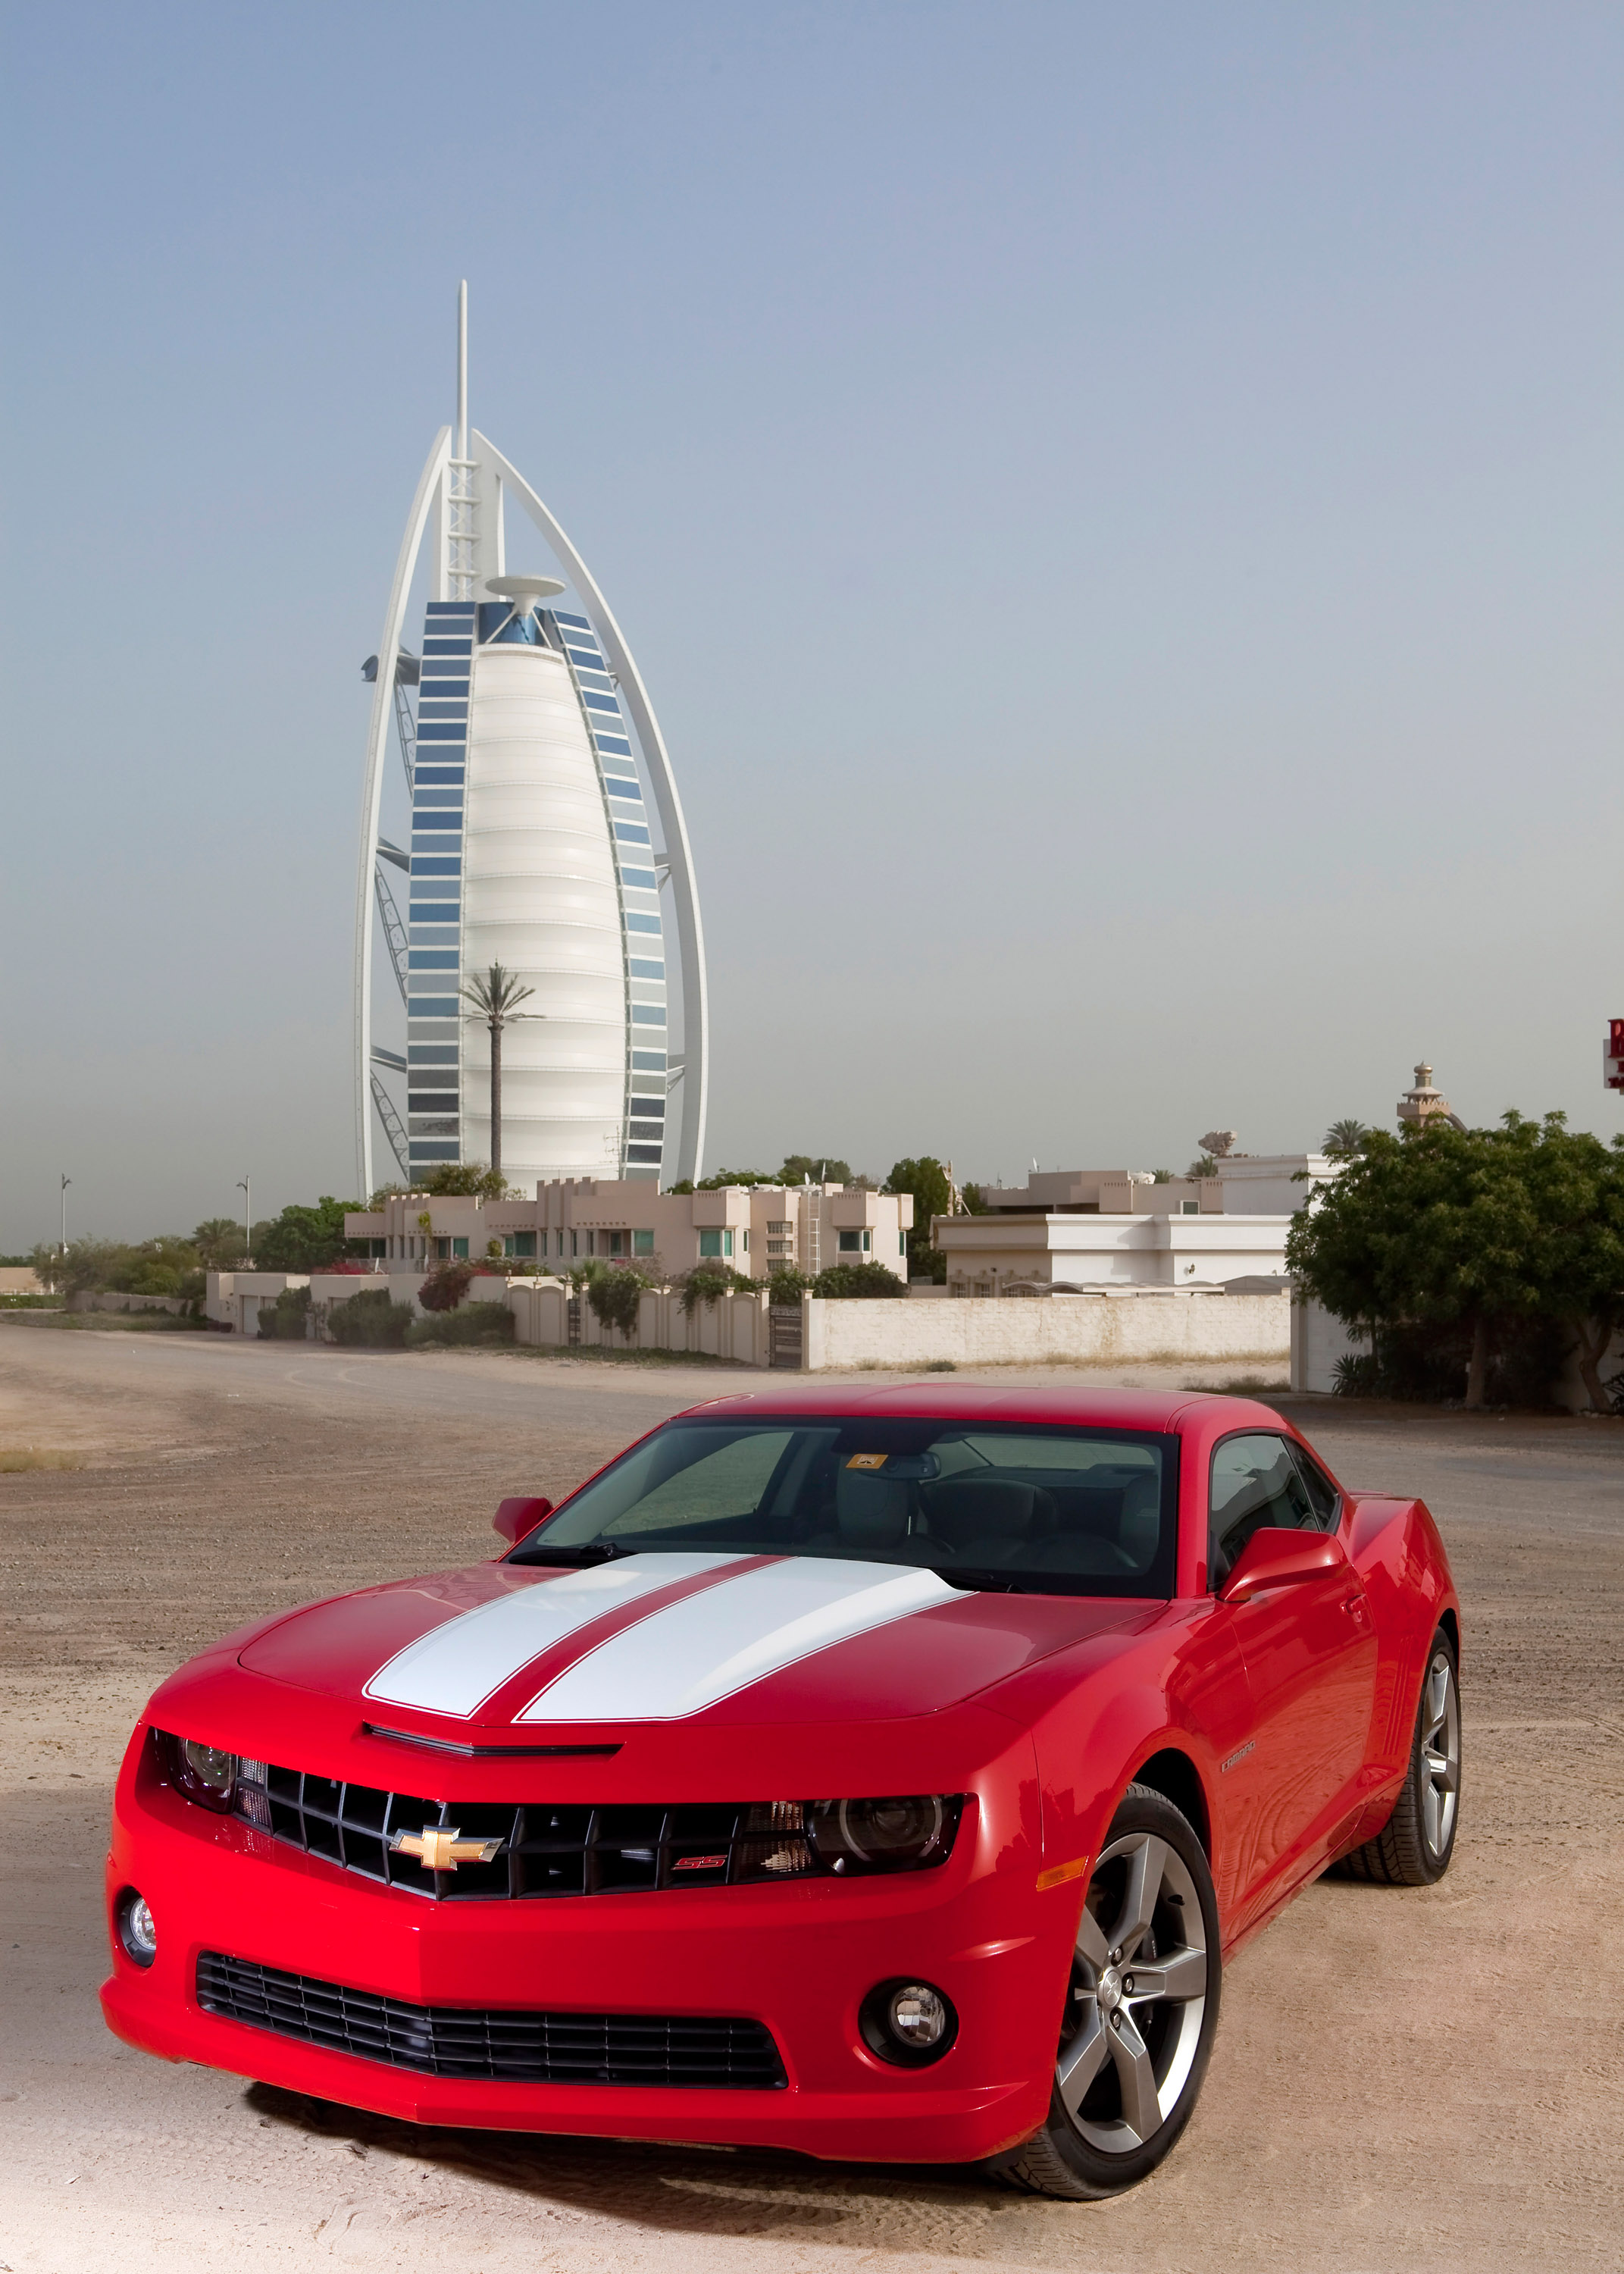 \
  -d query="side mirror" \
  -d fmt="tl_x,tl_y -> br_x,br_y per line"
493,1495 -> 553,1546
1219,1526 -> 1346,1604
